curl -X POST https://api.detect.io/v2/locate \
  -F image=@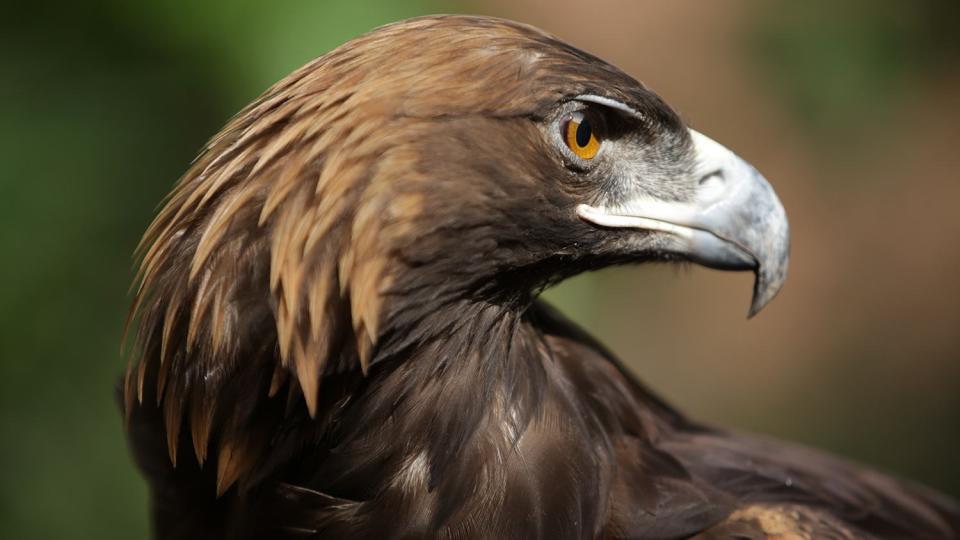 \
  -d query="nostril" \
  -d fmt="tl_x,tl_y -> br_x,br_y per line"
698,169 -> 726,202
699,169 -> 724,185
